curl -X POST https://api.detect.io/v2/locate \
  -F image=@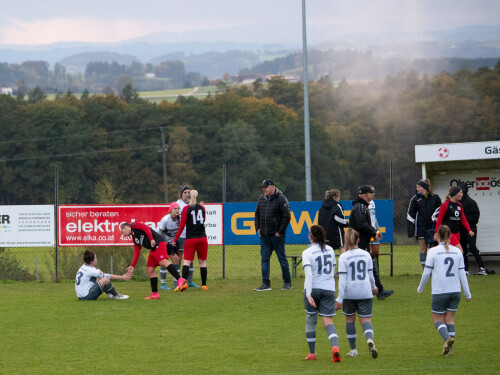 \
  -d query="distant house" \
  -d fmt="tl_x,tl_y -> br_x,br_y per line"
265,74 -> 300,83
235,73 -> 263,84
0,87 -> 13,95
144,73 -> 156,79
